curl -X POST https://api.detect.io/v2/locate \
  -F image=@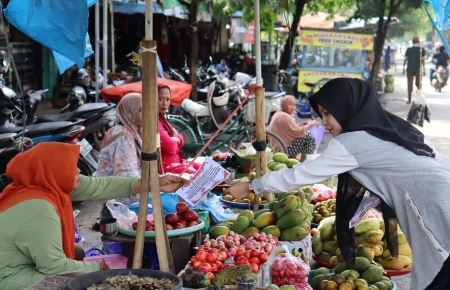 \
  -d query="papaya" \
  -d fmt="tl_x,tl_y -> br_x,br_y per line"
355,218 -> 380,234
238,210 -> 254,224
268,200 -> 279,211
242,227 -> 260,238
252,212 -> 277,229
253,209 -> 271,219
261,225 -> 281,238
231,216 -> 250,234
276,209 -> 306,229
277,191 -> 295,201
209,225 -> 230,239
361,265 -> 383,284
280,226 -> 308,241
276,195 -> 299,219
